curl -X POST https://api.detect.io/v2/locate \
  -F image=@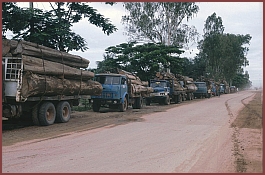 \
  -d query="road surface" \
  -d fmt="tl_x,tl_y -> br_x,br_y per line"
2,91 -> 255,173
